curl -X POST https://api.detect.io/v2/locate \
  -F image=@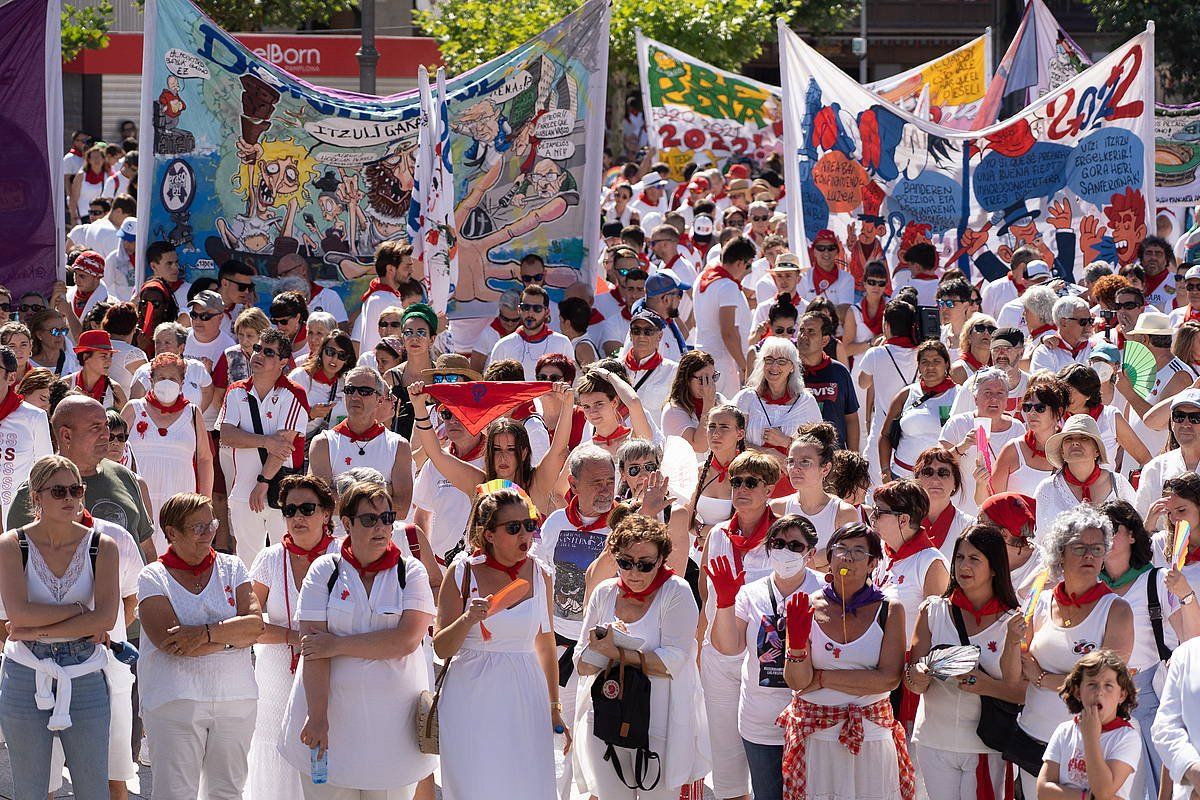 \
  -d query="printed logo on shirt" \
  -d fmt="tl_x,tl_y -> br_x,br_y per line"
90,499 -> 129,531
340,589 -> 350,601
825,642 -> 842,659
551,530 -> 606,622
987,641 -> 997,652
1066,753 -> 1088,786
1072,640 -> 1098,655
225,584 -> 235,607
806,382 -> 839,403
